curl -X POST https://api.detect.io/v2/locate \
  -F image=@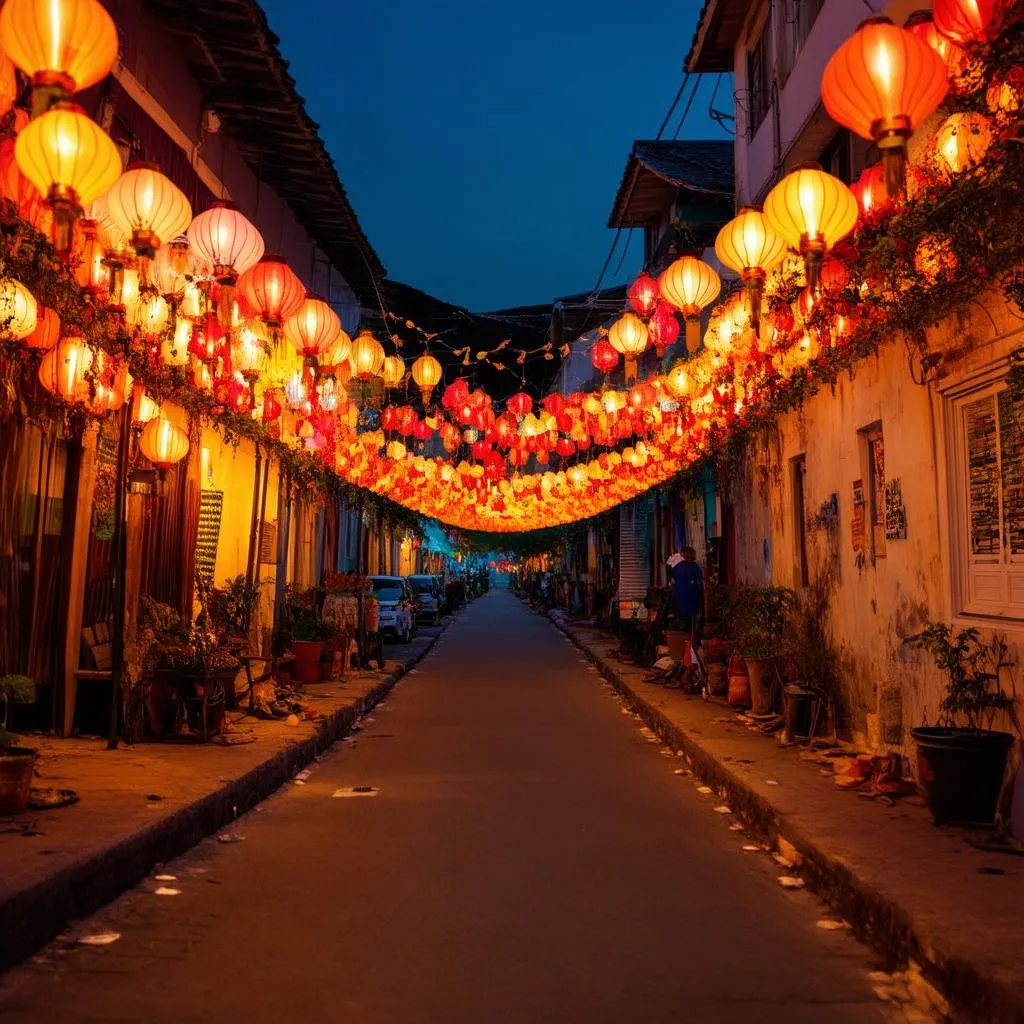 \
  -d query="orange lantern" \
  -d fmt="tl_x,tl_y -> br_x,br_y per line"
351,330 -> 385,380
38,335 -> 92,401
382,353 -> 406,388
658,256 -> 721,354
322,329 -> 352,369
0,277 -> 38,340
25,304 -> 59,350
139,416 -> 190,470
187,201 -> 264,284
0,0 -> 118,115
411,352 -> 442,405
906,14 -> 976,94
237,254 -> 305,329
607,312 -> 649,382
850,162 -> 892,226
283,294 -> 340,357
126,290 -> 170,338
821,17 -> 948,196
14,102 -> 121,256
714,206 -> 785,327
74,218 -> 108,294
933,0 -> 1007,45
933,112 -> 993,176
105,162 -> 192,259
